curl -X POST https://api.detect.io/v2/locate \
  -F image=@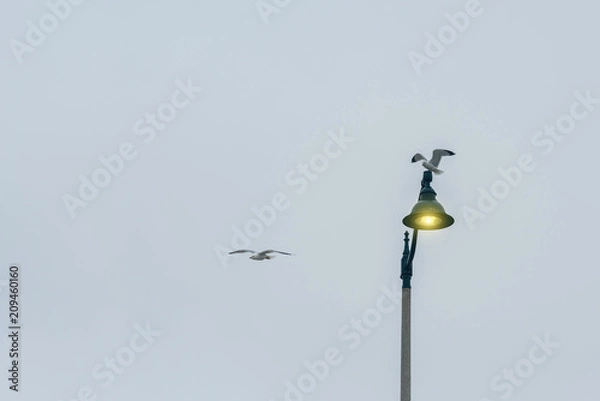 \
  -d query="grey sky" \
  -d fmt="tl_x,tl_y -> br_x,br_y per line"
1,0 -> 598,400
